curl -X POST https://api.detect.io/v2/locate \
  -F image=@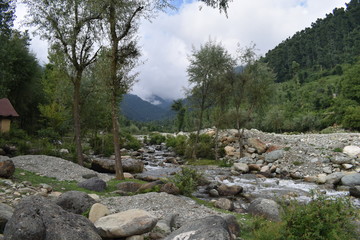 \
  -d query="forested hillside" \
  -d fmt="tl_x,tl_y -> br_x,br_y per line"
256,0 -> 360,133
263,0 -> 360,83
